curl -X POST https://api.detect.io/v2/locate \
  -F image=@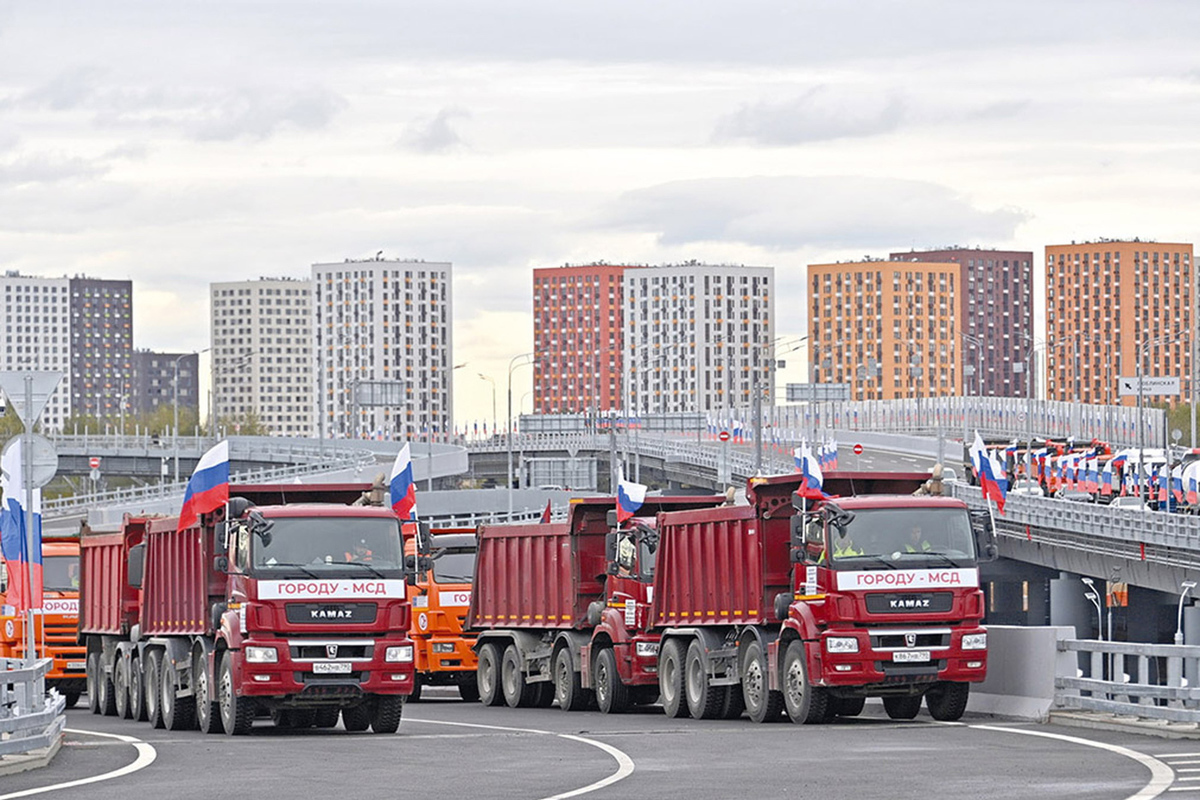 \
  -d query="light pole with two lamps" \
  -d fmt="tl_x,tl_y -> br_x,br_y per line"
1176,580 -> 1197,645
507,352 -> 543,517
1081,576 -> 1104,641
478,373 -> 497,440
172,351 -> 208,482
